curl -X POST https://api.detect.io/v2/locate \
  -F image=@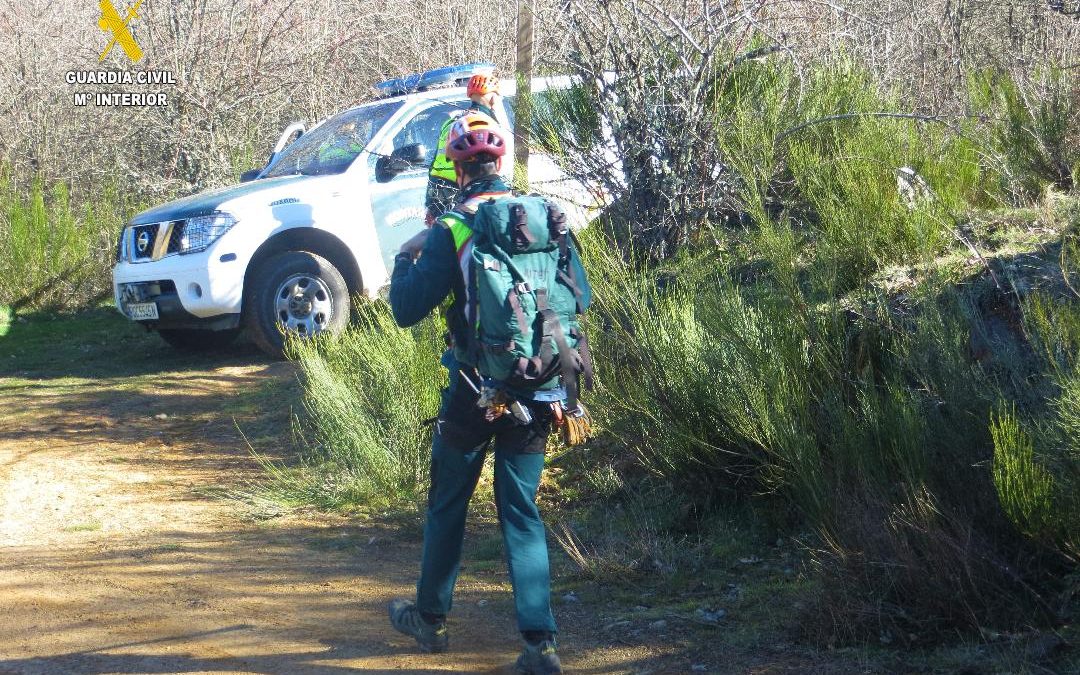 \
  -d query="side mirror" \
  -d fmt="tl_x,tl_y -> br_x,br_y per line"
240,168 -> 262,183
394,143 -> 428,165
375,143 -> 429,183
